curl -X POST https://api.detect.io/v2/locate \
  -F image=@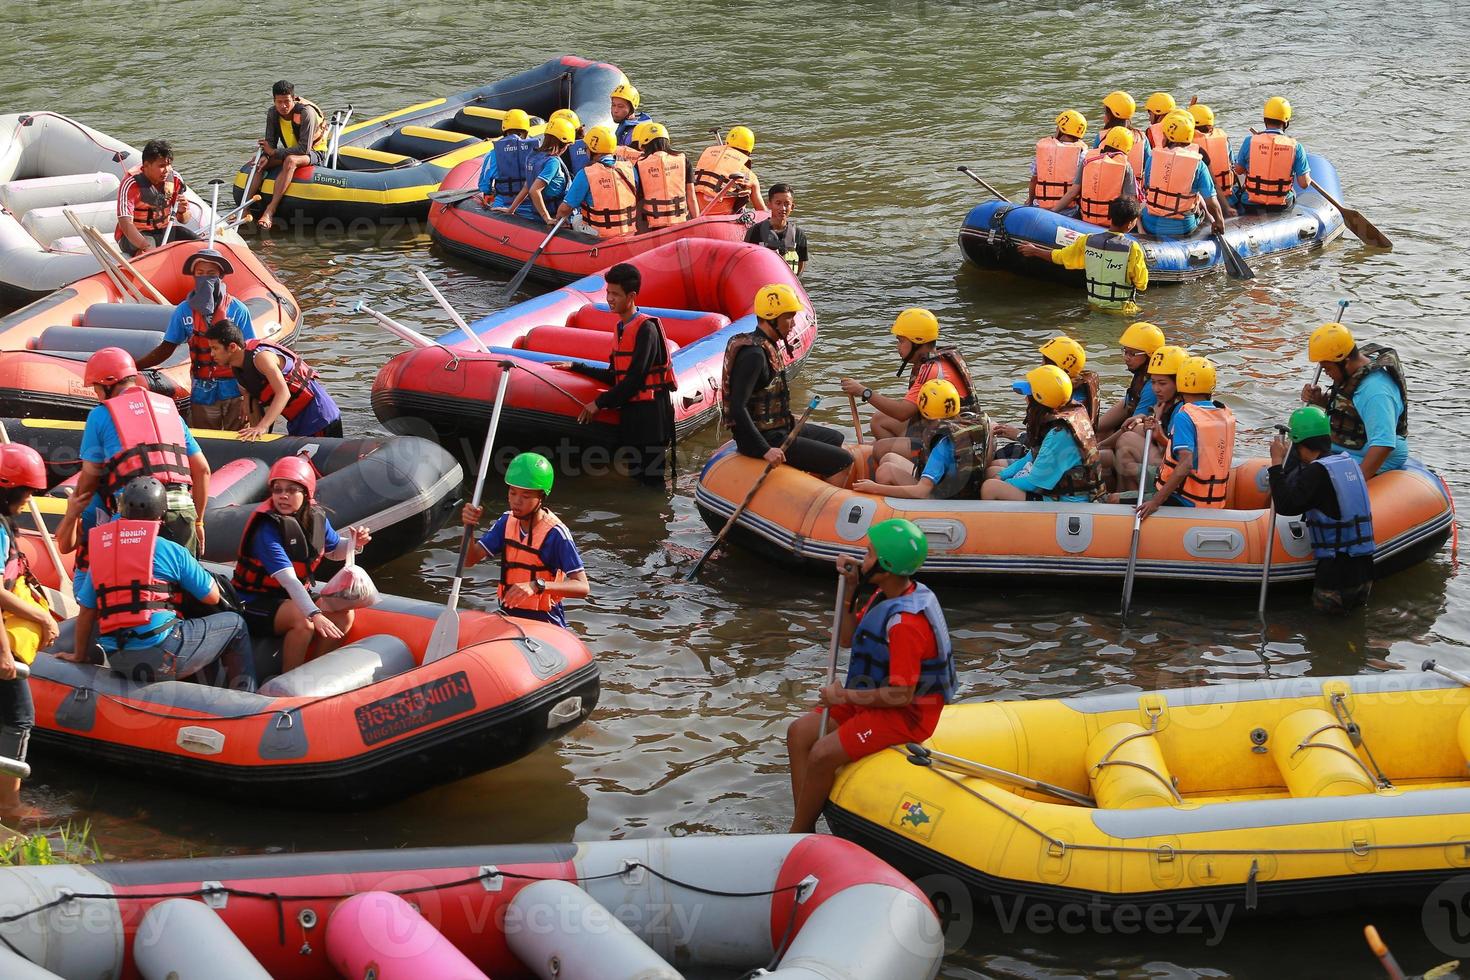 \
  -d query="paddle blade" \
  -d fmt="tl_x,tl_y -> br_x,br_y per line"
1215,234 -> 1254,280
1342,206 -> 1393,249
422,605 -> 461,663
